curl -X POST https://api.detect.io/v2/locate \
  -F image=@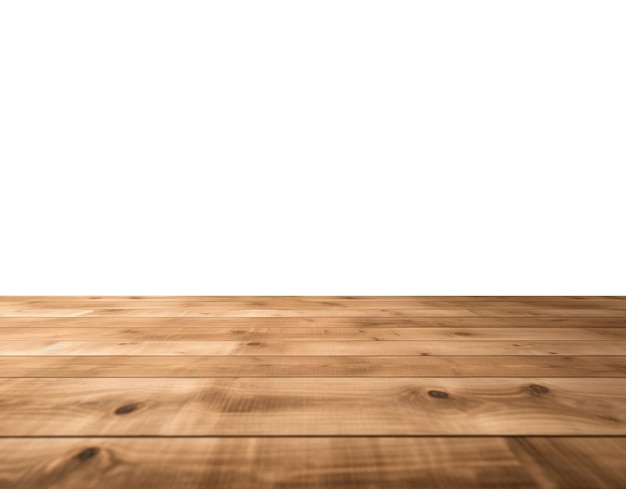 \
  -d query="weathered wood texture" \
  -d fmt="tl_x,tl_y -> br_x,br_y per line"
1,377 -> 625,435
1,296 -> 624,487
2,317 -> 624,327
2,298 -> 626,317
2,355 -> 624,377
2,326 -> 625,340
2,306 -> 626,317
1,437 -> 625,489
1,296 -> 625,303
1,339 -> 624,355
